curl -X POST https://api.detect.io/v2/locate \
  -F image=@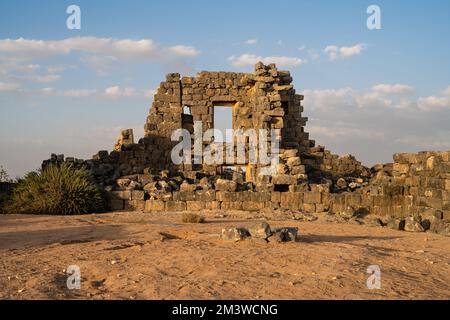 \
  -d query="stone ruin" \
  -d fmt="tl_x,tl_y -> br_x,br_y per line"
42,63 -> 450,234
